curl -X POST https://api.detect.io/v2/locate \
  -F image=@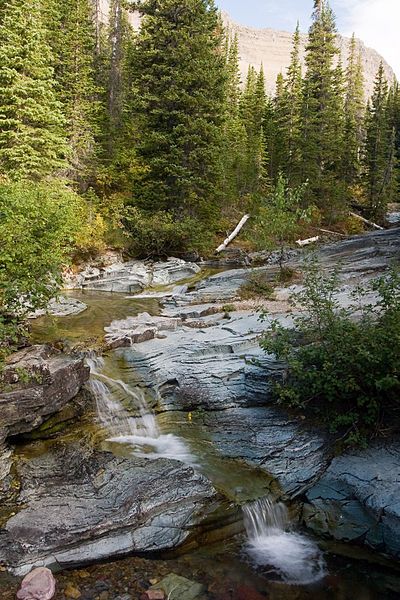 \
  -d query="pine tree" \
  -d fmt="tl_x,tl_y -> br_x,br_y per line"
0,0 -> 67,180
342,34 -> 365,189
239,66 -> 267,195
128,0 -> 227,221
363,63 -> 396,219
220,33 -> 247,205
280,23 -> 303,184
300,0 -> 345,218
44,0 -> 100,188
